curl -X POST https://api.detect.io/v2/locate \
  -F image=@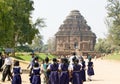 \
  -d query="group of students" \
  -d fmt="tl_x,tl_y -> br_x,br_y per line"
42,52 -> 95,84
0,52 -> 94,84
